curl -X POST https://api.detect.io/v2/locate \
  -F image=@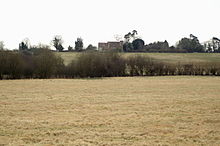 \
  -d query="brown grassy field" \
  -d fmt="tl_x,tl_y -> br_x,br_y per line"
0,77 -> 220,145
56,52 -> 220,65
